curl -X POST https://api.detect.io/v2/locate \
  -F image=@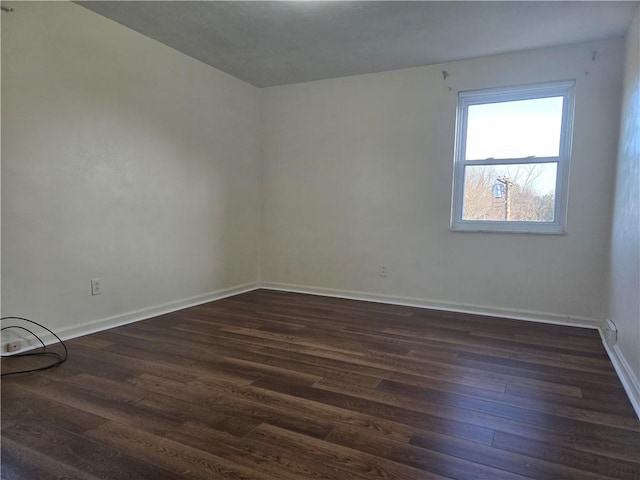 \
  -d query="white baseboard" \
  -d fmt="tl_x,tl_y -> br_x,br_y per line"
2,282 -> 260,351
260,281 -> 601,329
9,279 -> 637,420
599,329 -> 640,420
3,281 -> 599,349
58,282 -> 261,341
